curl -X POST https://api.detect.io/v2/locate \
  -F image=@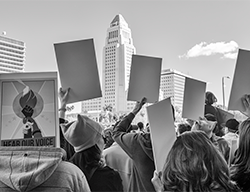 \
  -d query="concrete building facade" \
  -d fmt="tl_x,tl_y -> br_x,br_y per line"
82,14 -> 136,115
0,34 -> 25,73
102,14 -> 136,113
160,69 -> 188,110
